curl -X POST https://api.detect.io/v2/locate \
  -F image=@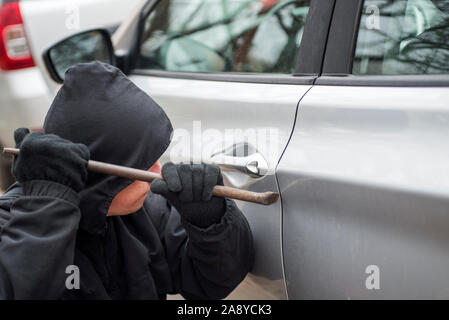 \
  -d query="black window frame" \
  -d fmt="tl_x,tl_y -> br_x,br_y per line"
317,0 -> 449,87
129,0 -> 336,85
